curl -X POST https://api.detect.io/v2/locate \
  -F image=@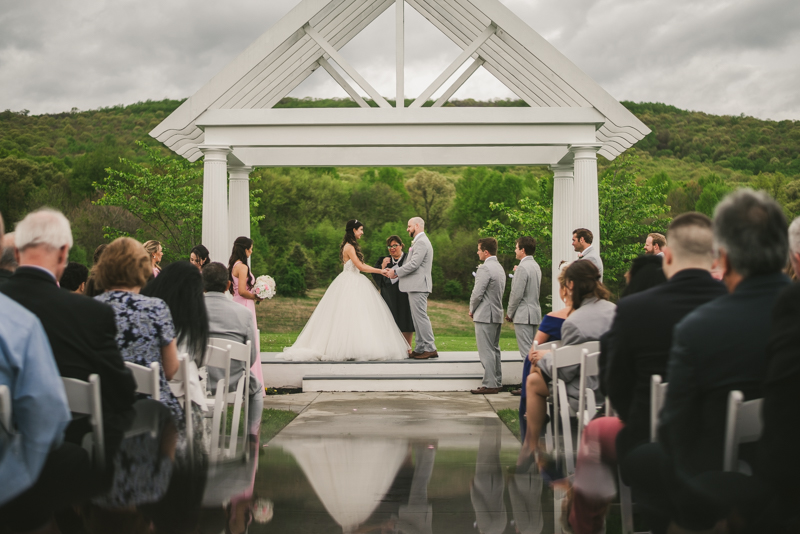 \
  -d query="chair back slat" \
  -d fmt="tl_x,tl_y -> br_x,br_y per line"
62,375 -> 105,466
179,354 -> 194,462
723,390 -> 764,472
650,375 -> 669,442
0,384 -> 11,433
125,361 -> 161,401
